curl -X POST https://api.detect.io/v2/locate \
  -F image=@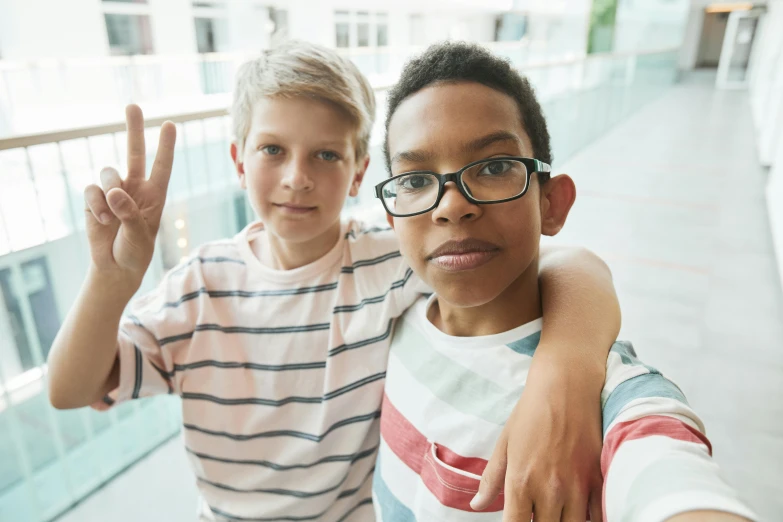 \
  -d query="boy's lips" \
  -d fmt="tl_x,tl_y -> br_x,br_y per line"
274,203 -> 317,214
427,238 -> 500,272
